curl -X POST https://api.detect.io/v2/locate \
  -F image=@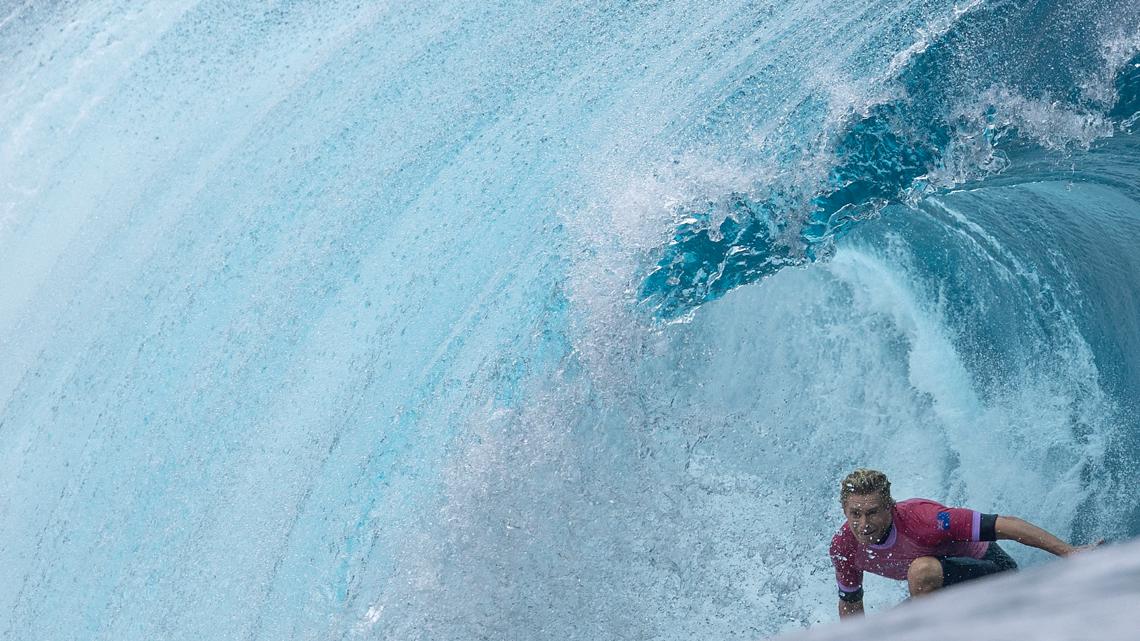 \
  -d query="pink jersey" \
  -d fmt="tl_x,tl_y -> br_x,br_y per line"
830,498 -> 991,592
